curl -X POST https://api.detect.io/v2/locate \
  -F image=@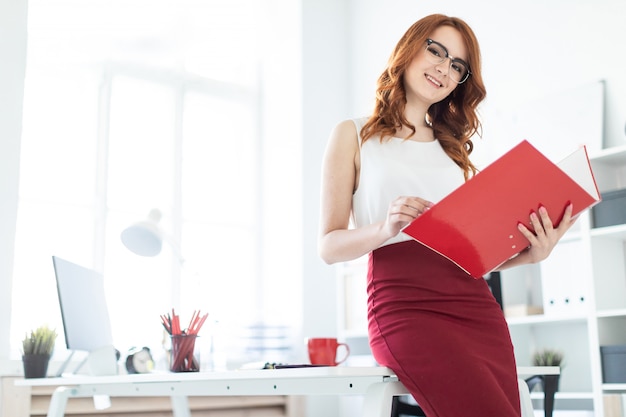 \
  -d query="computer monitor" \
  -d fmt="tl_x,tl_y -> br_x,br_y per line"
52,256 -> 117,375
